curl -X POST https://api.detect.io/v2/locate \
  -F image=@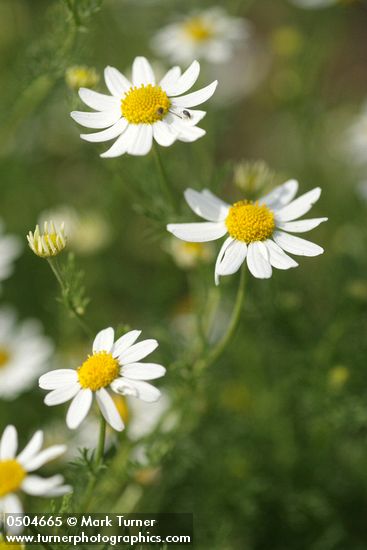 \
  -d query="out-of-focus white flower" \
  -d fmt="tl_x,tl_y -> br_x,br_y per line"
0,425 -> 70,524
71,56 -> 217,157
152,8 -> 251,65
167,181 -> 327,284
127,392 -> 172,441
38,206 -> 111,256
27,221 -> 66,258
290,0 -> 338,8
0,221 -> 22,288
39,327 -> 166,432
0,307 -> 53,400
346,103 -> 367,166
166,237 -> 214,269
65,65 -> 100,91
